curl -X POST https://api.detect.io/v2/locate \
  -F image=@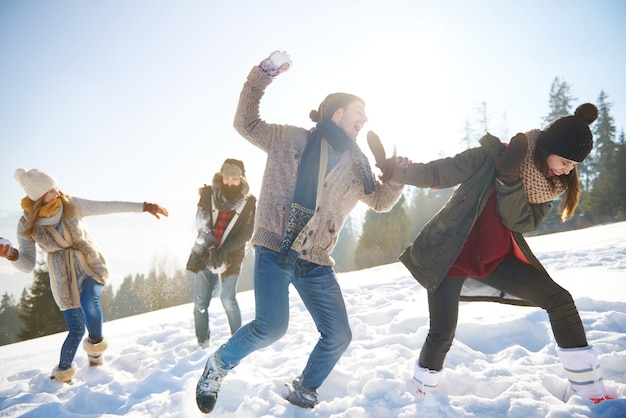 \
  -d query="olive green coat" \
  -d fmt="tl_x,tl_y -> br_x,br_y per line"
393,134 -> 553,305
